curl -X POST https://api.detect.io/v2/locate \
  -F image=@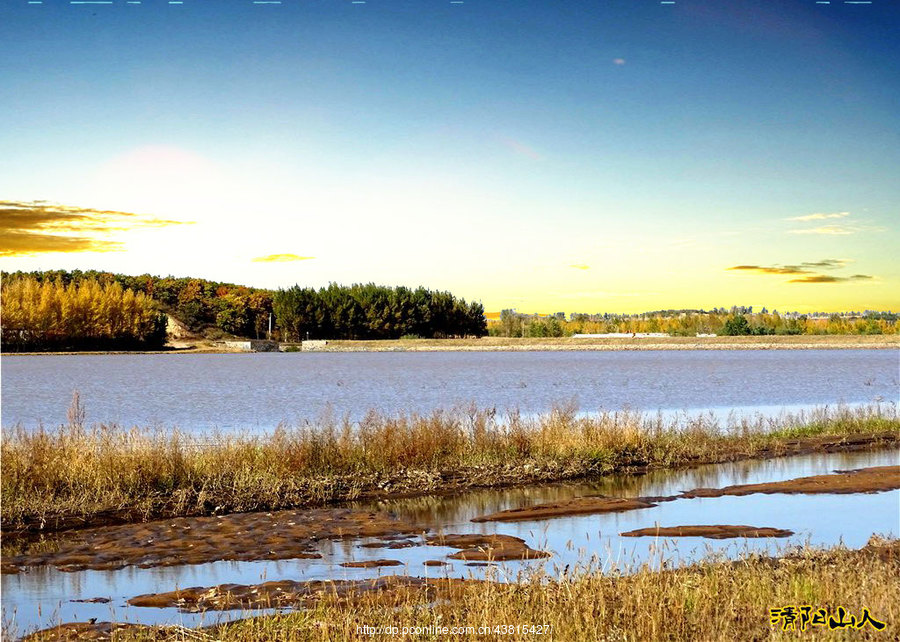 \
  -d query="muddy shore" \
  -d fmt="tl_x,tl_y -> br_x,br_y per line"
125,575 -> 481,612
620,525 -> 795,539
1,509 -> 424,575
